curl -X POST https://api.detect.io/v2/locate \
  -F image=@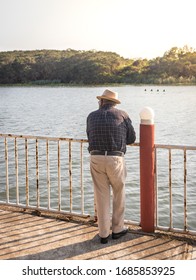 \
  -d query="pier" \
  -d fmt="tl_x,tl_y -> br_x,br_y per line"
0,132 -> 196,260
0,206 -> 195,260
